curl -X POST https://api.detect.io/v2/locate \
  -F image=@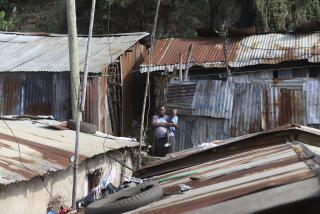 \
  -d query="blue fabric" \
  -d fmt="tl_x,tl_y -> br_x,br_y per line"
168,116 -> 178,133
